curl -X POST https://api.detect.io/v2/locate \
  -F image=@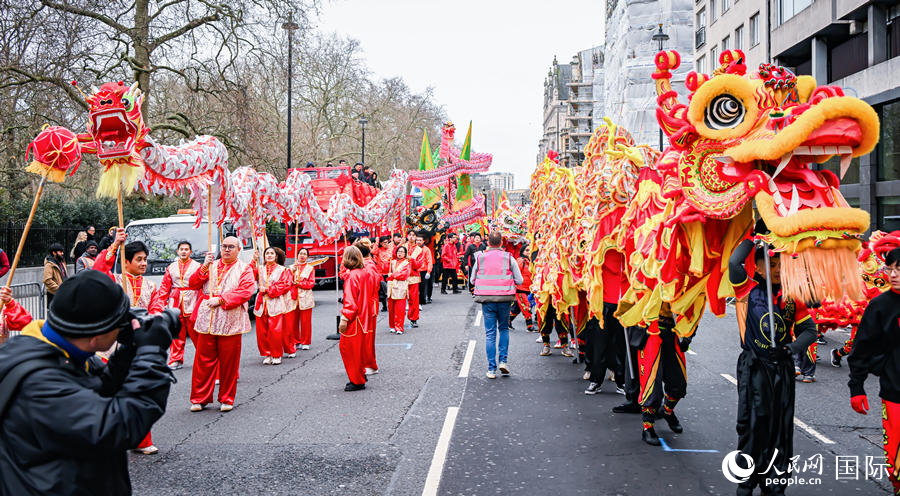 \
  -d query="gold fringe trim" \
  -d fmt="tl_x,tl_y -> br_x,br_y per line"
25,161 -> 67,183
96,164 -> 145,198
781,247 -> 863,305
